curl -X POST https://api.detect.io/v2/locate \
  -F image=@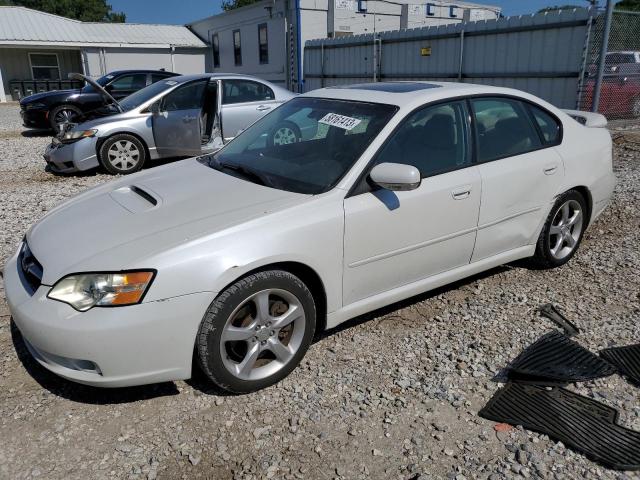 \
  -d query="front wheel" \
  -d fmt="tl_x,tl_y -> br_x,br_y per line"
530,190 -> 587,269
196,271 -> 316,394
49,104 -> 82,131
98,134 -> 147,175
